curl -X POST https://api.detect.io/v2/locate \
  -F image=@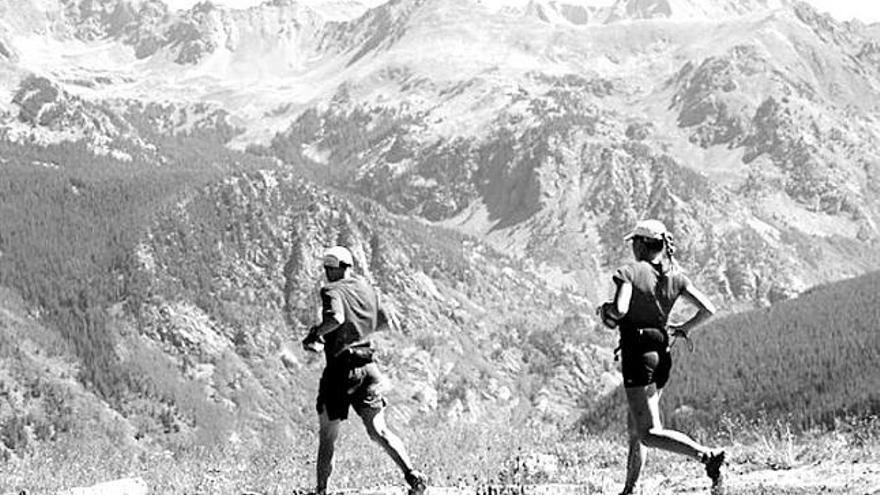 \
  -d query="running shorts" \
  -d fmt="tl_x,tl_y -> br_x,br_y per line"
621,348 -> 672,389
316,362 -> 386,421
